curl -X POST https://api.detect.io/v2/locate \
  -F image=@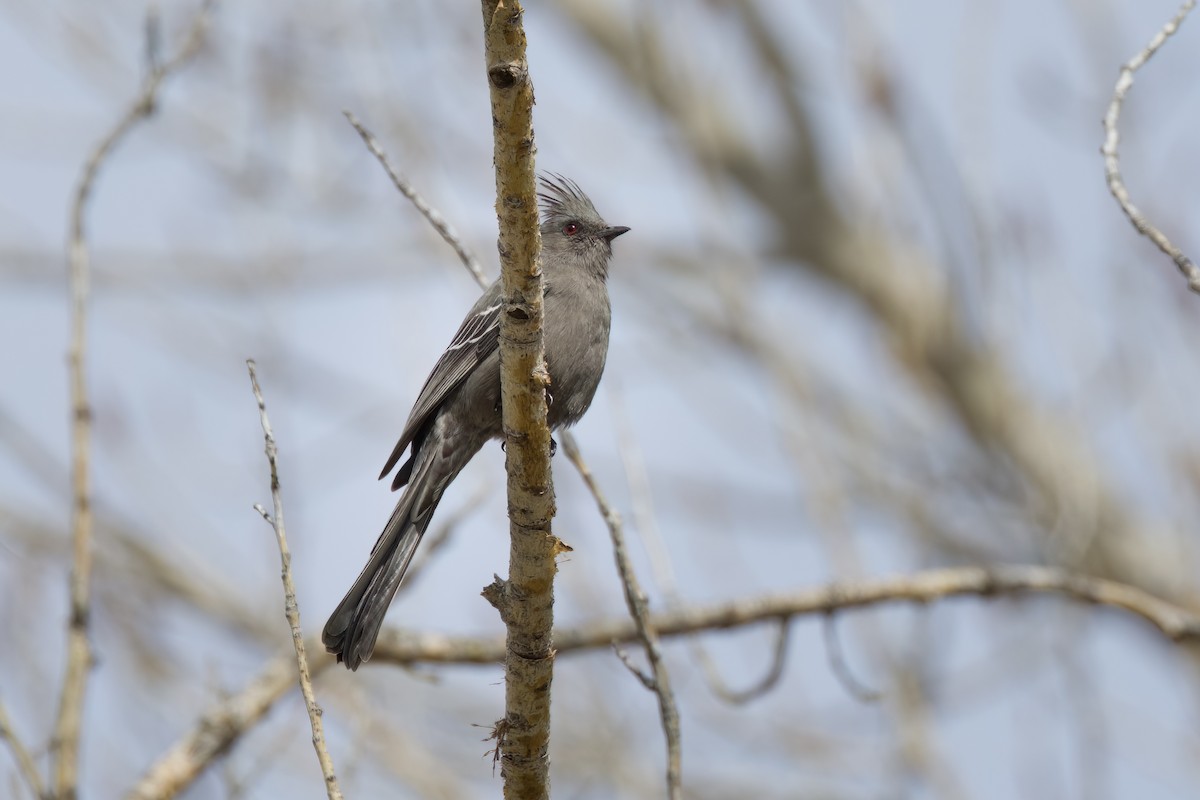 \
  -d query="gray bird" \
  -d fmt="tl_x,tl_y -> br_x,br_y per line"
323,175 -> 629,670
